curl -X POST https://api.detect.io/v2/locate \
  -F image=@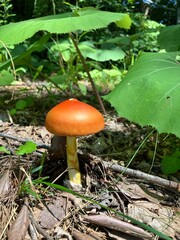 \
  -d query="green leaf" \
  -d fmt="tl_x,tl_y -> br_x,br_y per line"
9,108 -> 17,115
0,146 -> 10,154
0,34 -> 50,71
52,40 -> 125,62
16,141 -> 37,155
0,8 -> 131,46
104,52 -> 180,138
15,99 -> 27,110
115,14 -> 132,29
158,25 -> 180,51
161,151 -> 180,175
84,46 -> 125,61
0,70 -> 14,85
78,81 -> 87,95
